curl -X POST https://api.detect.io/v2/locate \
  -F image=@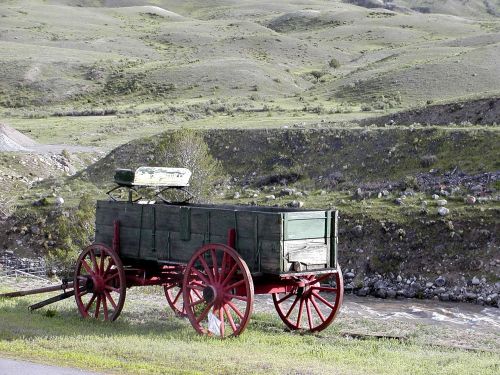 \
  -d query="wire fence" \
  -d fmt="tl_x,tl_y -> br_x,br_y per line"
0,251 -> 52,289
